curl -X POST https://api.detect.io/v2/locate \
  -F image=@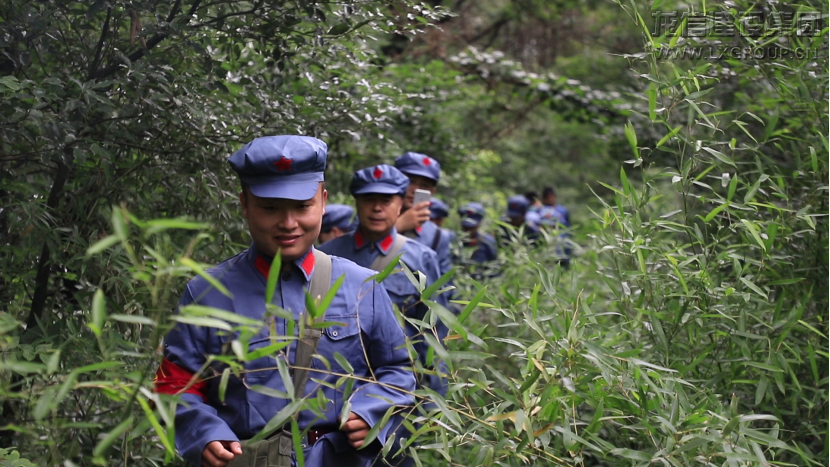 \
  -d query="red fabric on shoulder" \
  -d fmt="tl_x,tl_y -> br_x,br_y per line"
300,251 -> 316,277
255,255 -> 271,278
379,233 -> 394,253
154,357 -> 208,402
